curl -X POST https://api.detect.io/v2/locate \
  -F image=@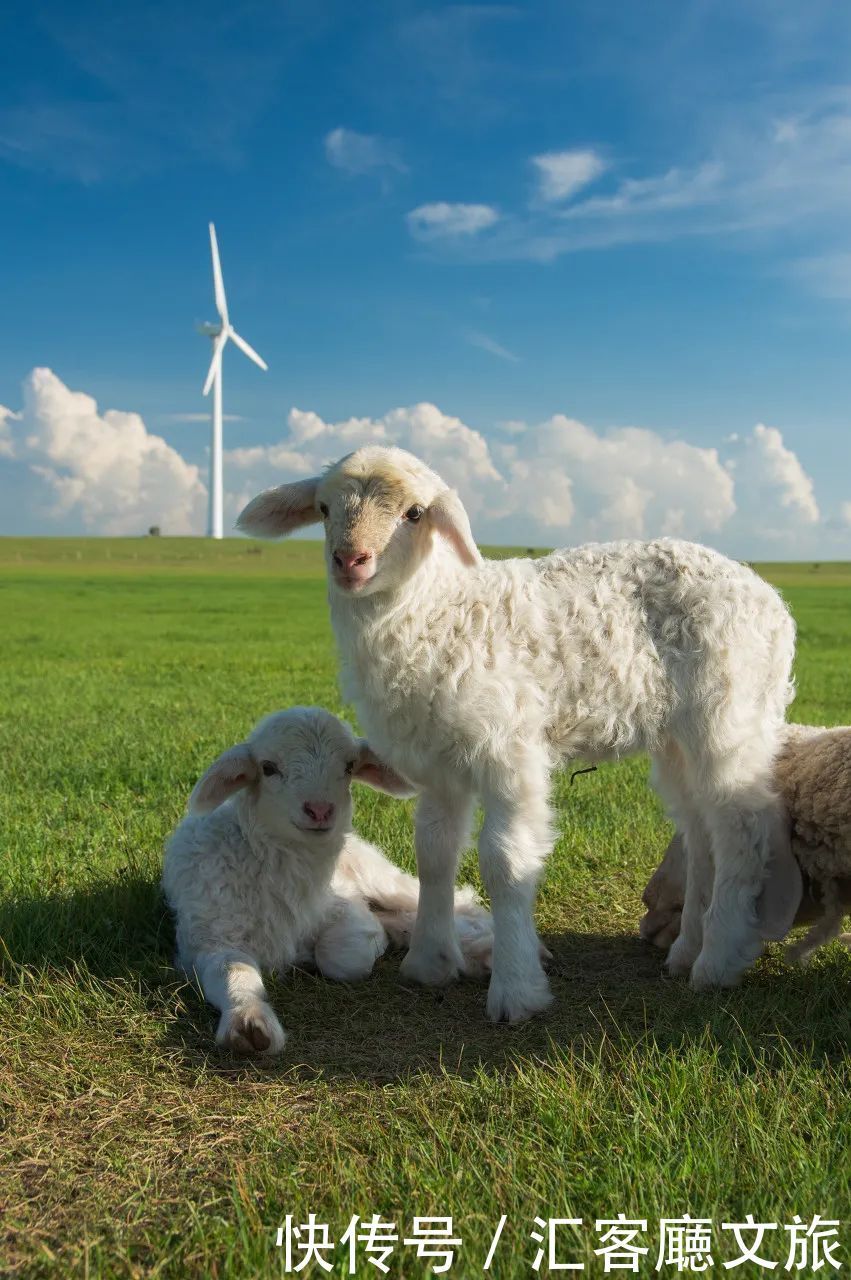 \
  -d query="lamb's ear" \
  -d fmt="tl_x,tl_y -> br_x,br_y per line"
756,832 -> 803,941
427,488 -> 481,567
189,744 -> 259,814
237,478 -> 321,538
352,742 -> 418,798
